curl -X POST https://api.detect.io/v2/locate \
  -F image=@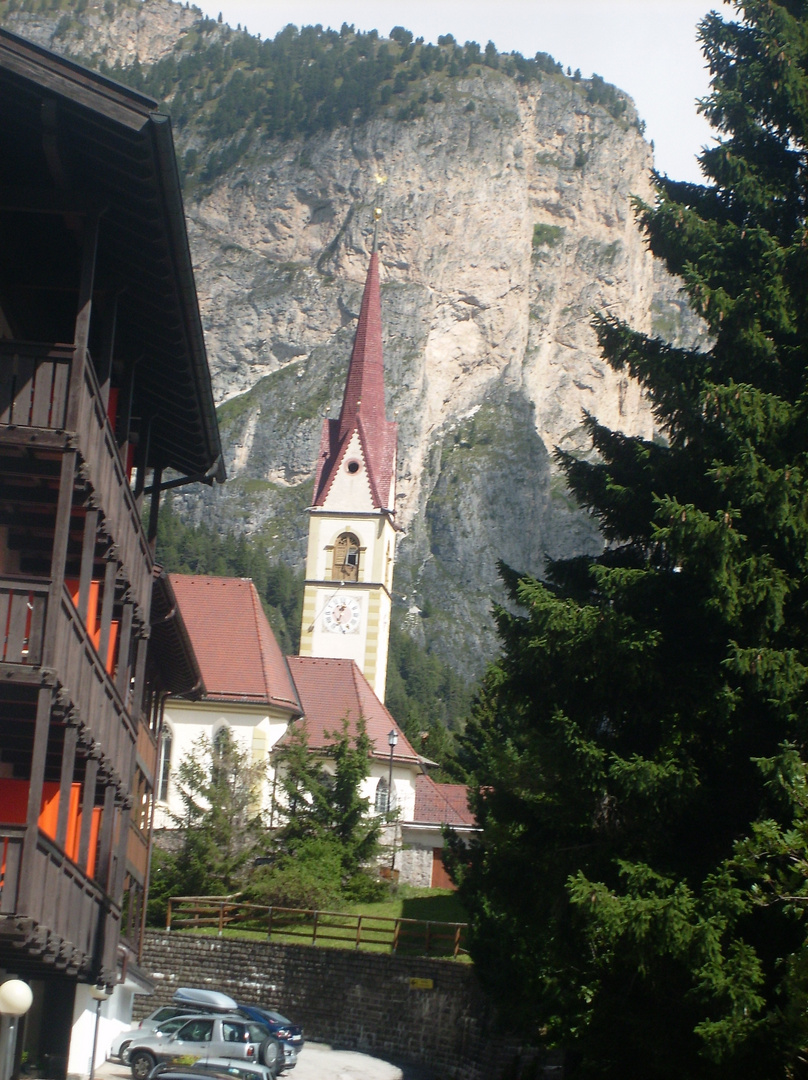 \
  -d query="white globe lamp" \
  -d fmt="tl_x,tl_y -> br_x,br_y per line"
0,979 -> 32,1080
0,982 -> 32,1018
